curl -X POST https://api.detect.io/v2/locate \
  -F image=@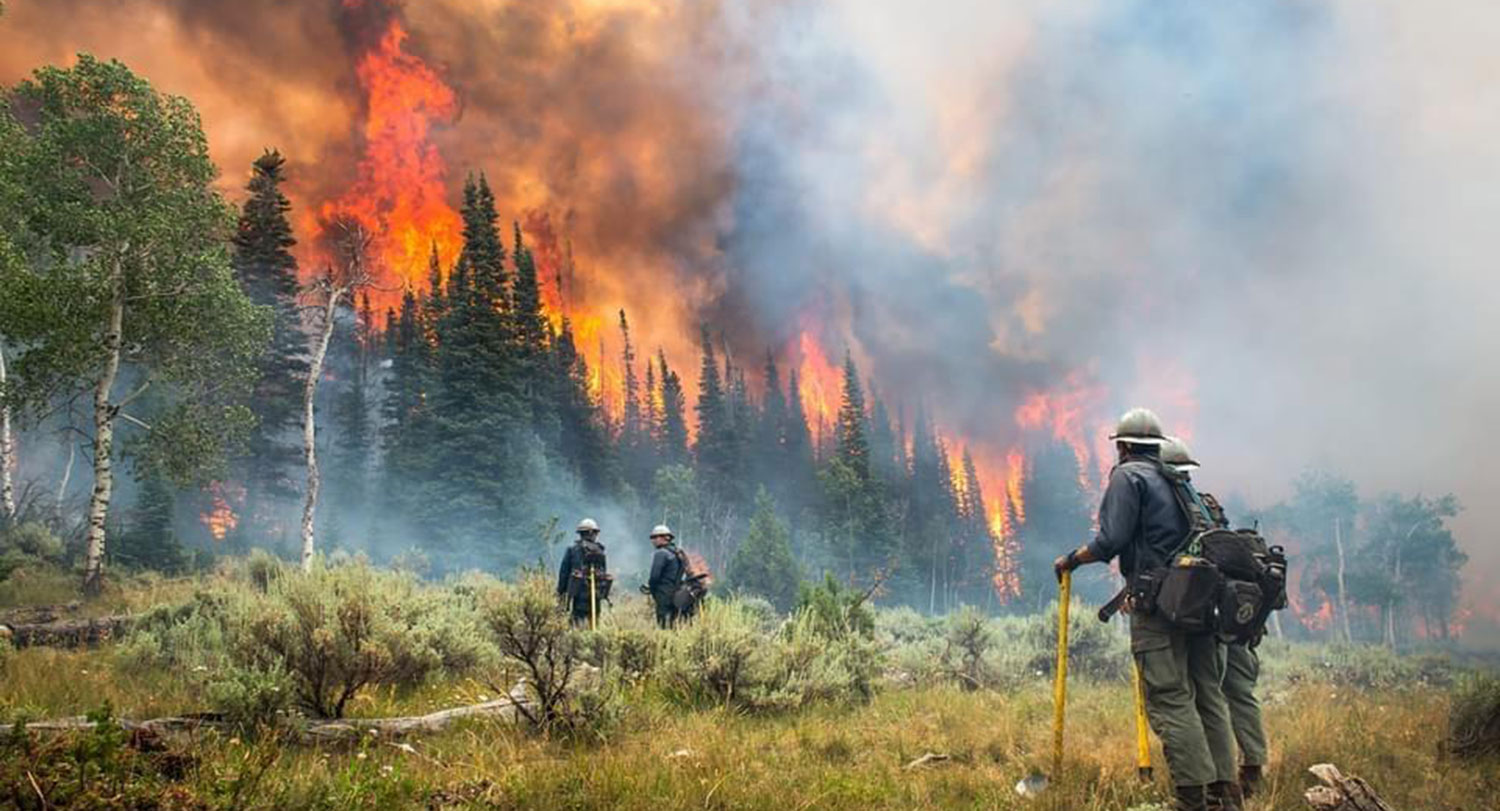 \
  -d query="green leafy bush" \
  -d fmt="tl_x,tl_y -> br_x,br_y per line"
1447,674 -> 1500,759
660,597 -> 880,712
479,576 -> 618,738
225,561 -> 487,718
1261,640 -> 1456,689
